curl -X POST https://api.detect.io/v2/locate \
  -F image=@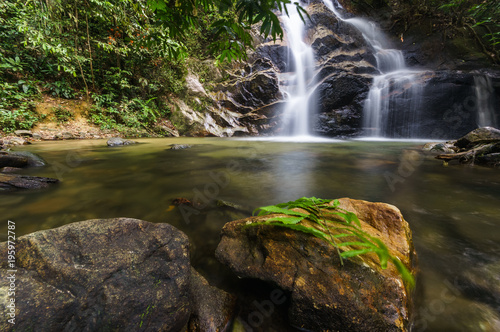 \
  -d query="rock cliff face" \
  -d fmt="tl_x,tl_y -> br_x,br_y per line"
210,0 -> 377,137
